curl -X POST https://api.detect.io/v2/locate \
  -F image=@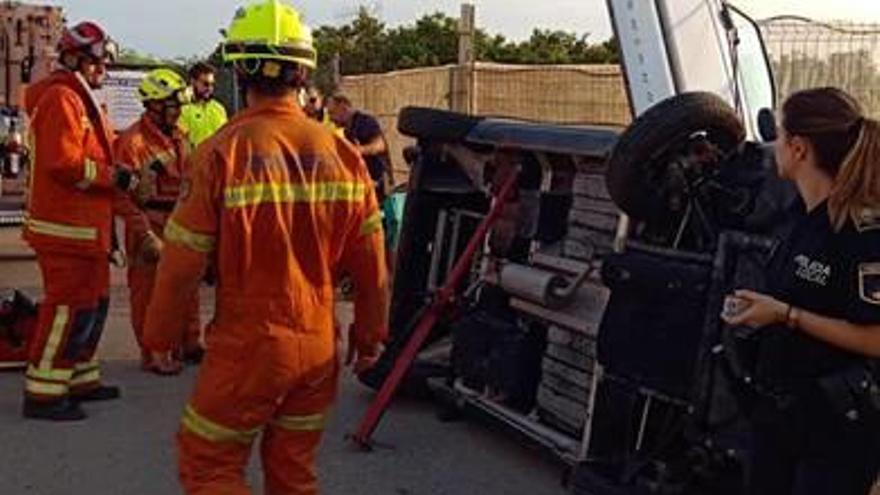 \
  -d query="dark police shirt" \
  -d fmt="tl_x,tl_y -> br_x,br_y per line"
344,111 -> 389,200
757,200 -> 880,394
